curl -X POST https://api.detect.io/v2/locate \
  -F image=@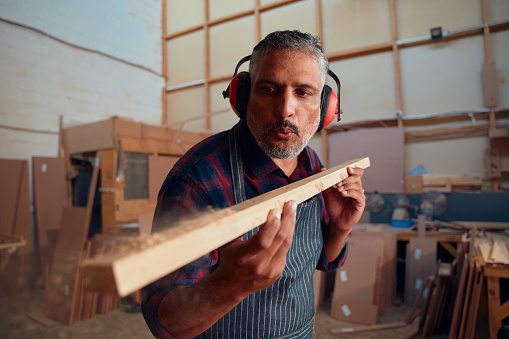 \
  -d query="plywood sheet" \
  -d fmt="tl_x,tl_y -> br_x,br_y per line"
330,296 -> 378,325
32,157 -> 69,248
148,155 -> 179,201
46,248 -> 82,325
332,235 -> 384,322
0,159 -> 33,252
329,127 -> 404,193
0,159 -> 34,296
405,237 -> 437,306
56,207 -> 89,252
